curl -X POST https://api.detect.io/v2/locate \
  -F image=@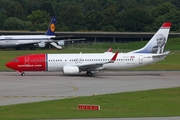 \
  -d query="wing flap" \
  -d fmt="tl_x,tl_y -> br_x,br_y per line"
79,63 -> 104,71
